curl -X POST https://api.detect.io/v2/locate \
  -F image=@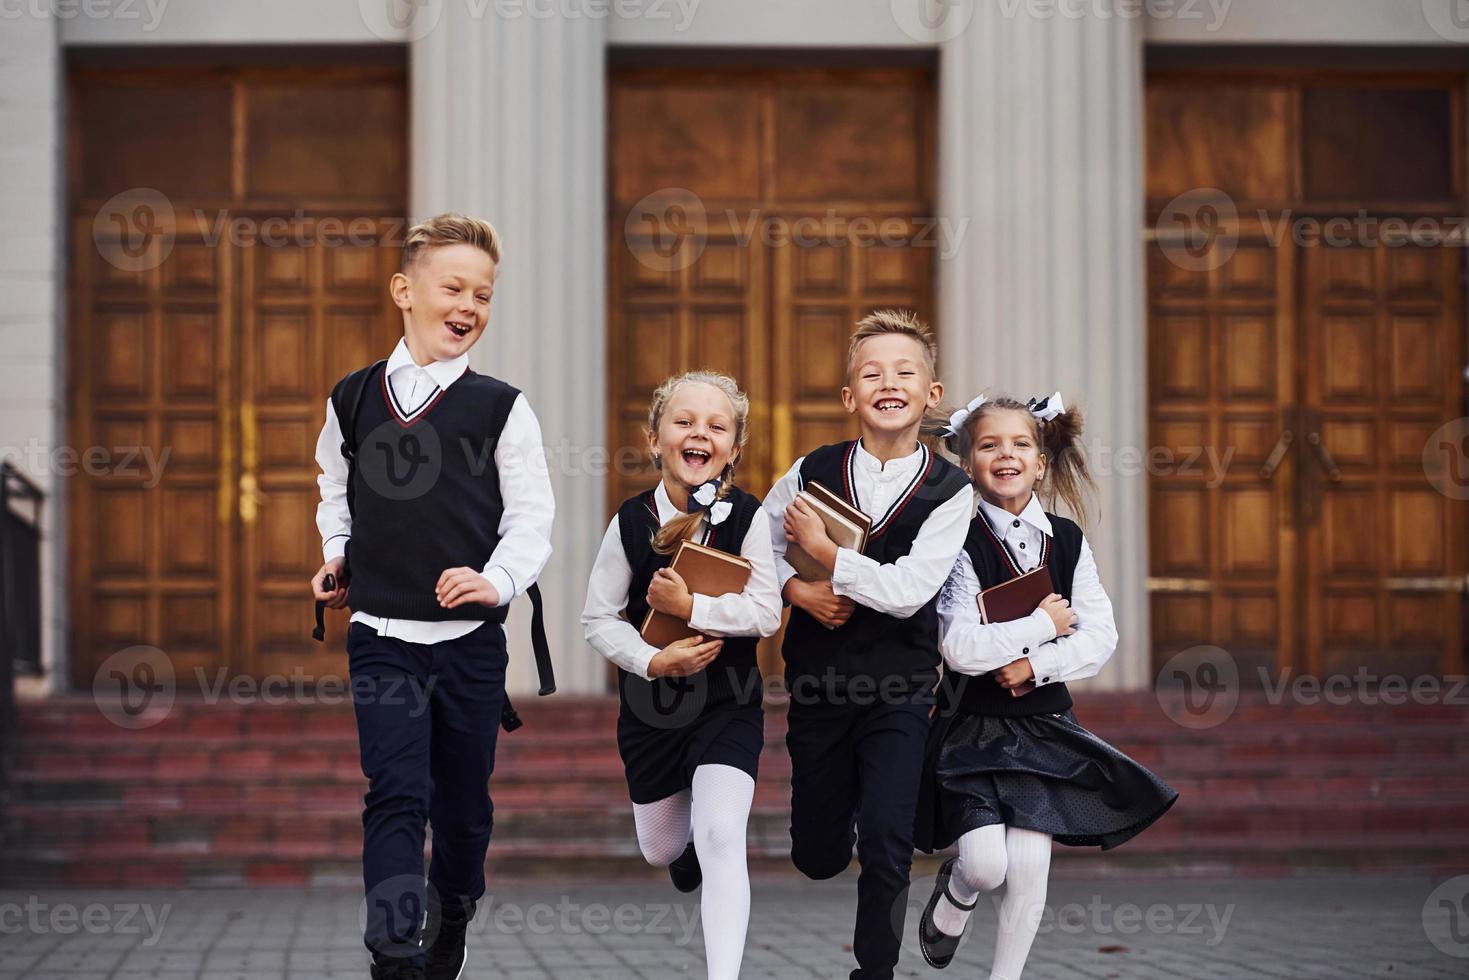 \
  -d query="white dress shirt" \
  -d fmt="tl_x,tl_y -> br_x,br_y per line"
314,338 -> 555,643
581,482 -> 783,681
937,492 -> 1117,688
761,440 -> 974,618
